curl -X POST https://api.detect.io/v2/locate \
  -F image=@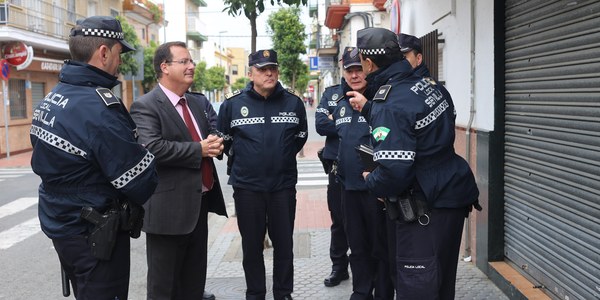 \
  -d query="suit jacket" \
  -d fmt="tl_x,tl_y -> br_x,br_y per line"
130,86 -> 227,235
